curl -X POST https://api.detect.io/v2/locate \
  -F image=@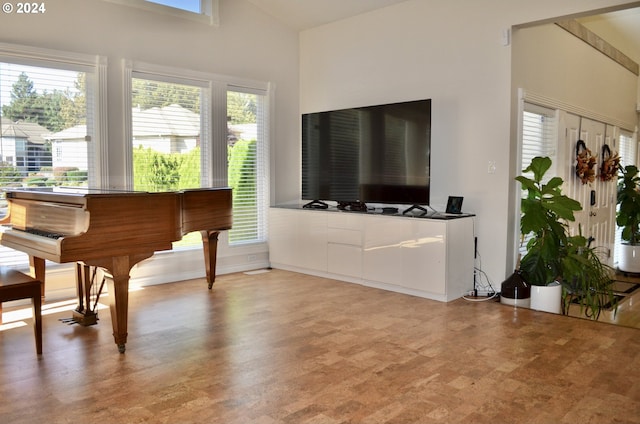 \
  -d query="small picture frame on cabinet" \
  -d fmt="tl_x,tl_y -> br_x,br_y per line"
446,196 -> 463,214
